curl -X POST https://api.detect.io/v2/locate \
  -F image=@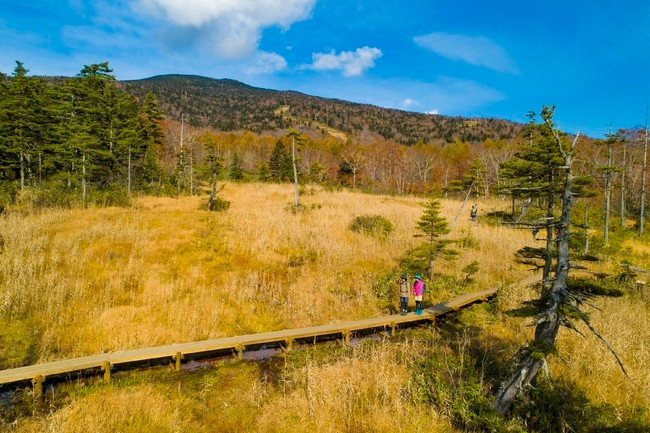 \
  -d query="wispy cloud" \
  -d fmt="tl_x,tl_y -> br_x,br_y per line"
414,32 -> 519,74
136,0 -> 317,59
304,46 -> 382,77
402,98 -> 419,108
247,51 -> 288,74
